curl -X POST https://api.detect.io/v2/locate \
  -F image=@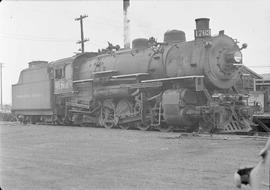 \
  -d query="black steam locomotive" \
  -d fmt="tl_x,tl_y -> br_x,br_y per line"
12,18 -> 253,133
